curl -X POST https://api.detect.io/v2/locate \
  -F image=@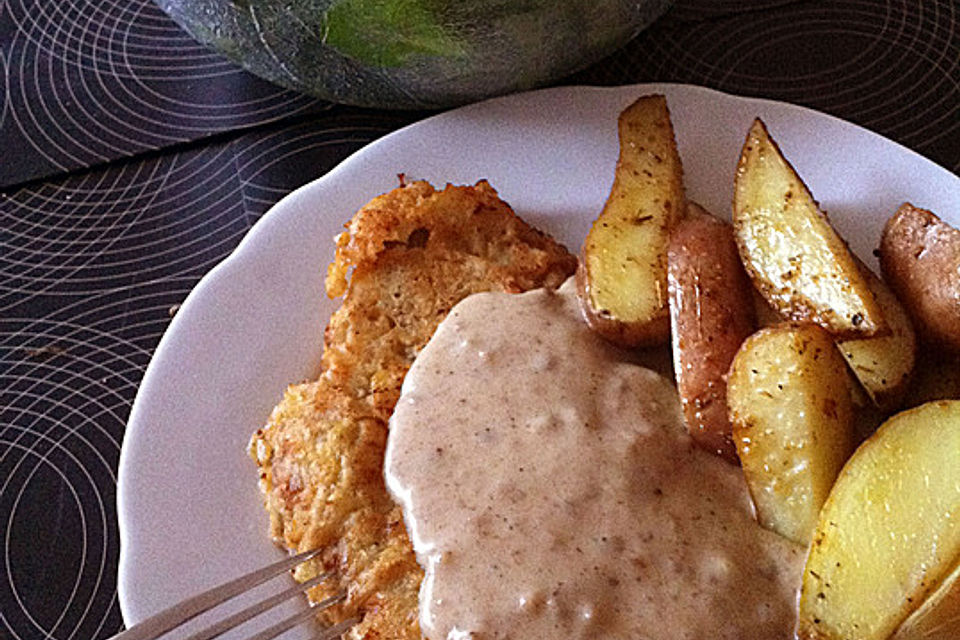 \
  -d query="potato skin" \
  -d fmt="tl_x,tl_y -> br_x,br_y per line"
906,347 -> 960,404
879,203 -> 960,353
667,203 -> 755,462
